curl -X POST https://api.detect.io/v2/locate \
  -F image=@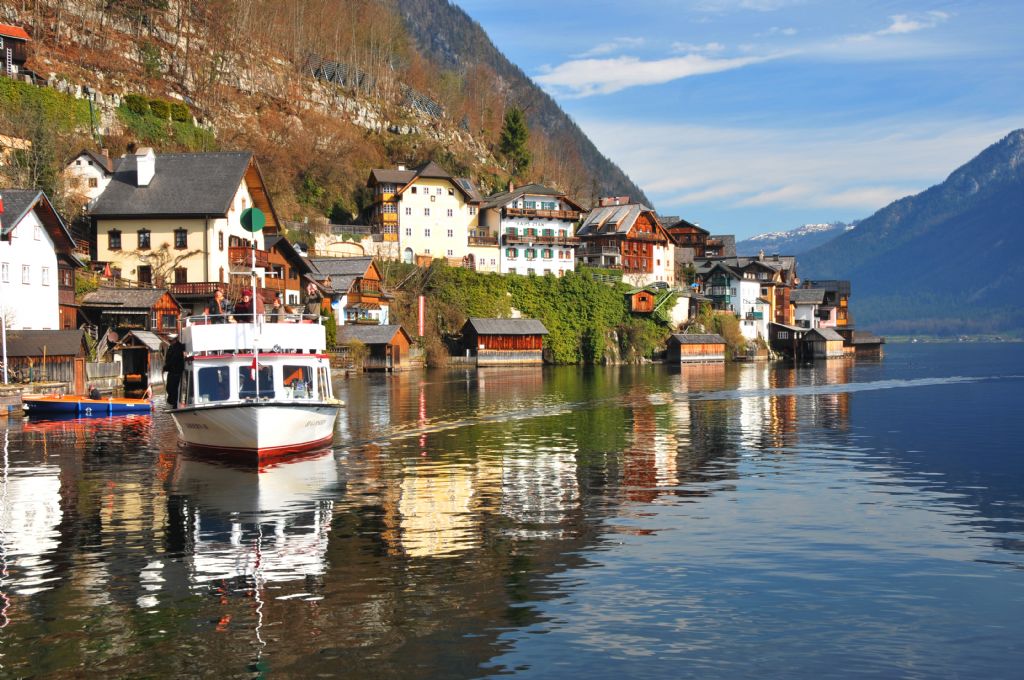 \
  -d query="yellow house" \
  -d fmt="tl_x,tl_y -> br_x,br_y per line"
367,161 -> 480,265
90,149 -> 280,311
